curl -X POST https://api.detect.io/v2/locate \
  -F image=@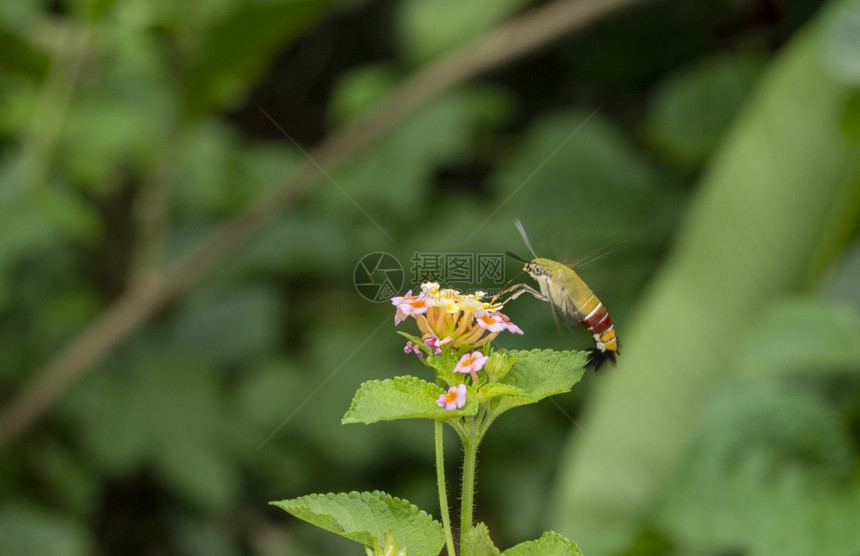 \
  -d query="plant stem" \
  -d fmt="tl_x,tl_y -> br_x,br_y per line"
435,421 -> 457,556
459,435 -> 479,546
